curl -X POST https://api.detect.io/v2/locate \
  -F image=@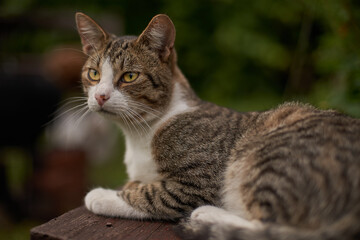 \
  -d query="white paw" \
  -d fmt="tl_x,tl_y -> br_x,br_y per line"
85,188 -> 120,216
190,205 -> 259,229
190,205 -> 228,223
84,187 -> 150,219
